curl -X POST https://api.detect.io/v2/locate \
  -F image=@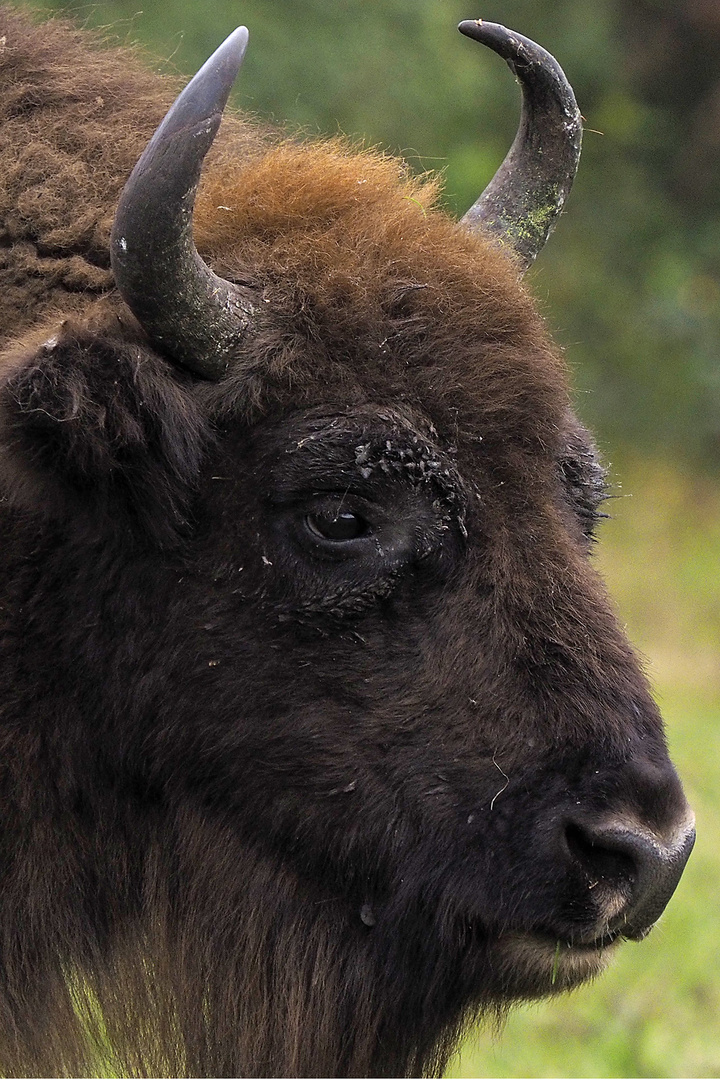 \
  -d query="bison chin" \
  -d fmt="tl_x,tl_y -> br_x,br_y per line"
492,932 -> 615,997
